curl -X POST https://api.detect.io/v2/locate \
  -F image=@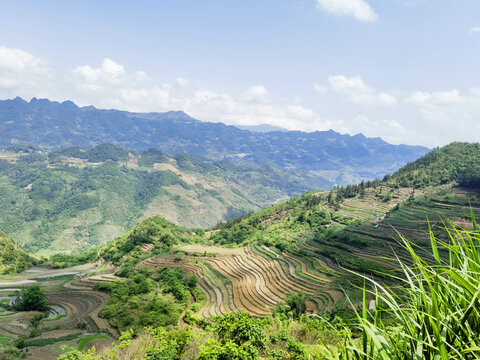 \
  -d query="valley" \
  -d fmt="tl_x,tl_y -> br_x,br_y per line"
1,2 -> 477,358
0,140 -> 479,359
0,144 -> 308,255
